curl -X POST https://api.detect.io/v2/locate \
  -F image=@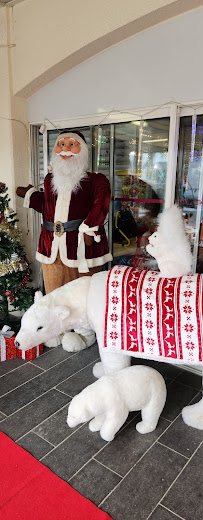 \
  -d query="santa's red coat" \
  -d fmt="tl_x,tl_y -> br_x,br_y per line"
27,172 -> 112,268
